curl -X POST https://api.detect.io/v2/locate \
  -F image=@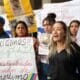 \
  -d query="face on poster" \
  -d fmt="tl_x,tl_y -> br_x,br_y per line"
9,0 -> 24,16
